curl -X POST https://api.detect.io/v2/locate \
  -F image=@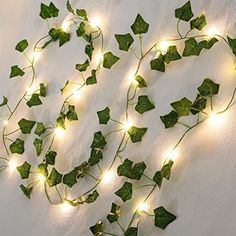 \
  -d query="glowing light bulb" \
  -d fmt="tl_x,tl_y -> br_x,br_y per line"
206,27 -> 220,39
123,120 -> 133,131
8,159 -> 17,171
158,41 -> 170,53
60,201 -> 73,214
90,16 -> 101,27
61,18 -> 71,32
26,84 -> 37,96
208,112 -> 224,125
3,120 -> 8,126
128,73 -> 136,82
37,173 -> 46,182
165,148 -> 179,162
32,50 -> 42,62
102,171 -> 115,184
94,51 -> 104,65
54,127 -> 65,137
137,202 -> 149,213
